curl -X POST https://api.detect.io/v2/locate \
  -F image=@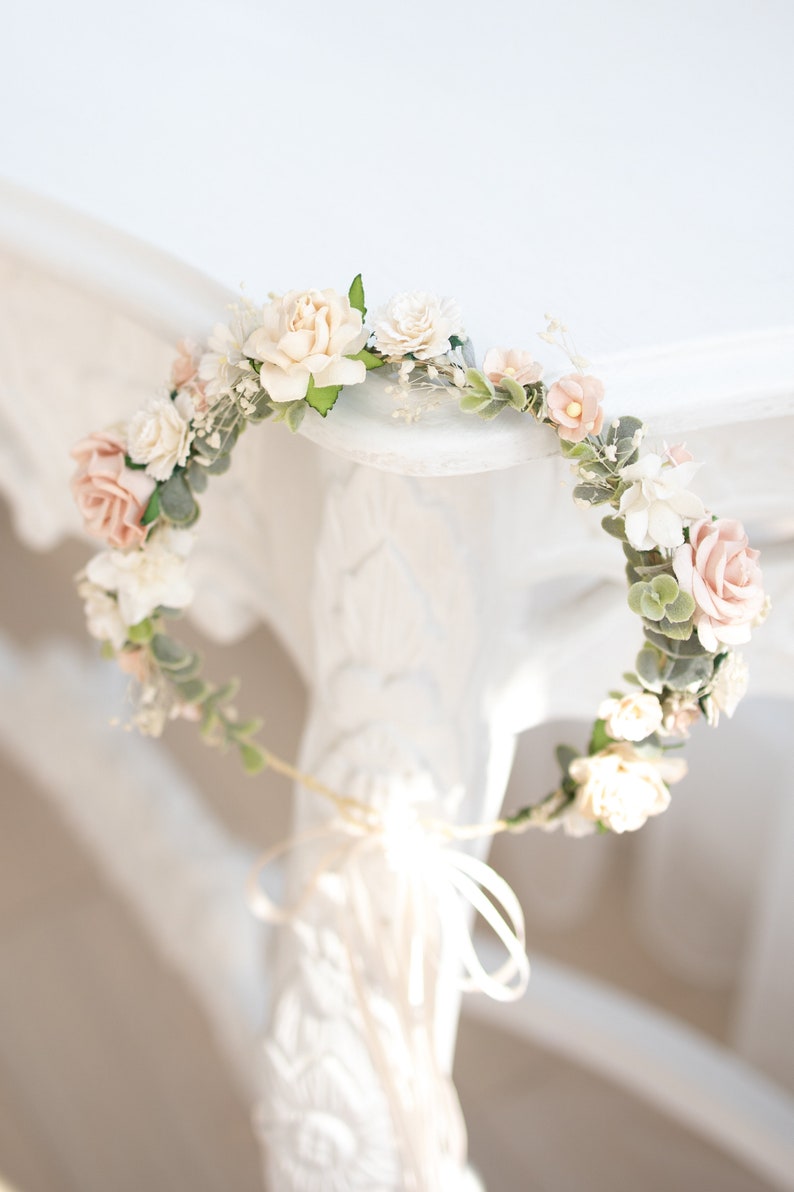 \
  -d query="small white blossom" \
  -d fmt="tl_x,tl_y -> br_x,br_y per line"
704,652 -> 749,726
618,453 -> 706,550
85,527 -> 194,628
77,578 -> 127,649
127,393 -> 194,481
199,301 -> 263,400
